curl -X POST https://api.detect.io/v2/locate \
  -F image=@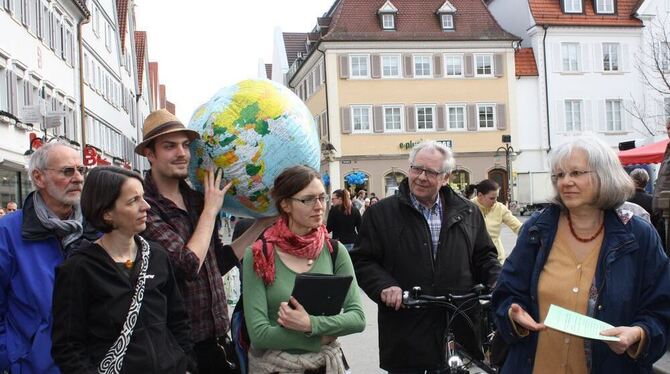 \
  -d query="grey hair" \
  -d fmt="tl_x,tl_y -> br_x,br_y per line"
547,137 -> 634,210
408,140 -> 456,174
28,140 -> 77,185
629,168 -> 649,189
